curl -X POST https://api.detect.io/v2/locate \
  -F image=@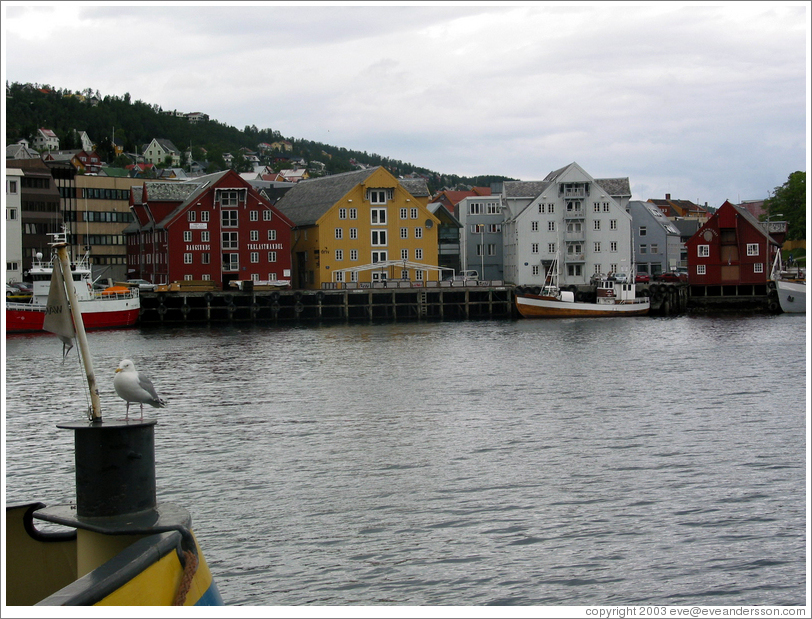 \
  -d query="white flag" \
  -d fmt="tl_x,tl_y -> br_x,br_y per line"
42,257 -> 75,357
